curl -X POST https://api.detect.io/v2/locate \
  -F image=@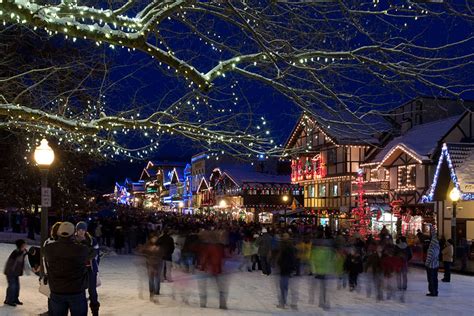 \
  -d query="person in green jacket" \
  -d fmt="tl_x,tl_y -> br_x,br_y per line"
309,239 -> 334,310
